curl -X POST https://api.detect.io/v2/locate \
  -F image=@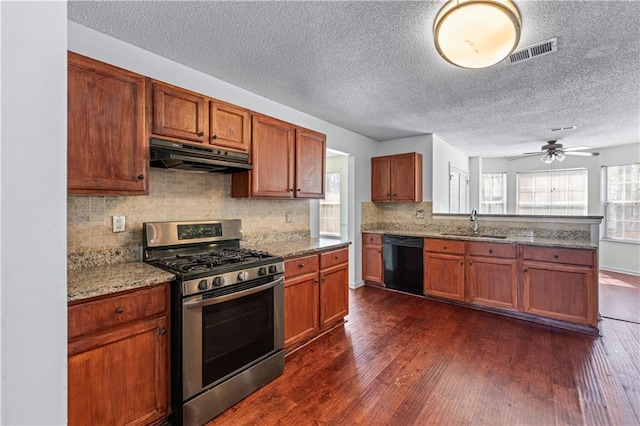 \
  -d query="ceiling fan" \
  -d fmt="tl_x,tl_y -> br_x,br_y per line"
512,140 -> 600,163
